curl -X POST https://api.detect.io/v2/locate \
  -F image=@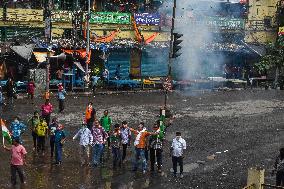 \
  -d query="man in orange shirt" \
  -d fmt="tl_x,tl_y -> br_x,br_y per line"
130,122 -> 157,174
85,102 -> 96,130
